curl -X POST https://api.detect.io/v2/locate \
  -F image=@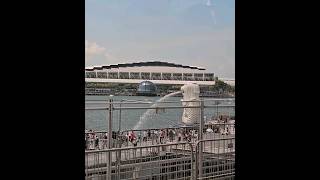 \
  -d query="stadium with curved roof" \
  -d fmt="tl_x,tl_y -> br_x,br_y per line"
85,61 -> 216,85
